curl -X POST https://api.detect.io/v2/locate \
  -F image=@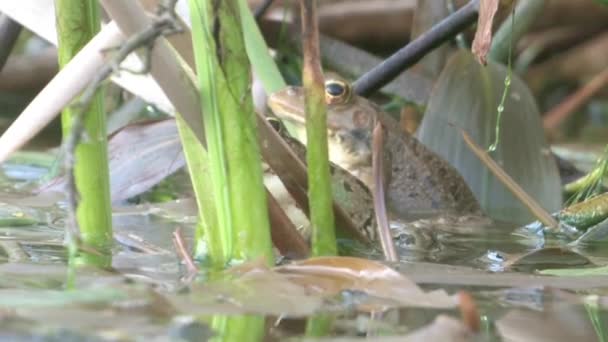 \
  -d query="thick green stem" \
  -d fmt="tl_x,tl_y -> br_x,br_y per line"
174,115 -> 218,262
300,0 -> 337,257
55,0 -> 112,267
211,315 -> 265,342
188,0 -> 273,266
